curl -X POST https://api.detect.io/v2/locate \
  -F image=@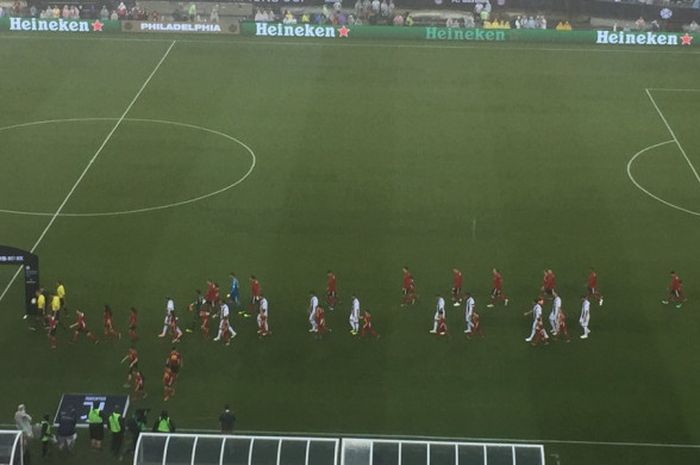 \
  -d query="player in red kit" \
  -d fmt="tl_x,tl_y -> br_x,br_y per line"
531,319 -> 549,347
315,306 -> 329,337
662,271 -> 687,309
120,346 -> 139,388
248,275 -> 261,314
488,268 -> 508,307
47,314 -> 58,350
542,269 -> 556,297
166,347 -> 183,376
70,310 -> 98,344
555,309 -> 570,342
103,305 -> 121,341
451,268 -> 463,306
587,268 -> 603,306
435,309 -> 448,336
128,307 -> 138,342
163,367 -> 176,401
326,270 -> 337,310
468,310 -> 483,338
401,267 -> 417,307
359,310 -> 379,338
199,304 -> 211,338
168,311 -> 183,343
205,280 -> 218,306
133,370 -> 146,400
